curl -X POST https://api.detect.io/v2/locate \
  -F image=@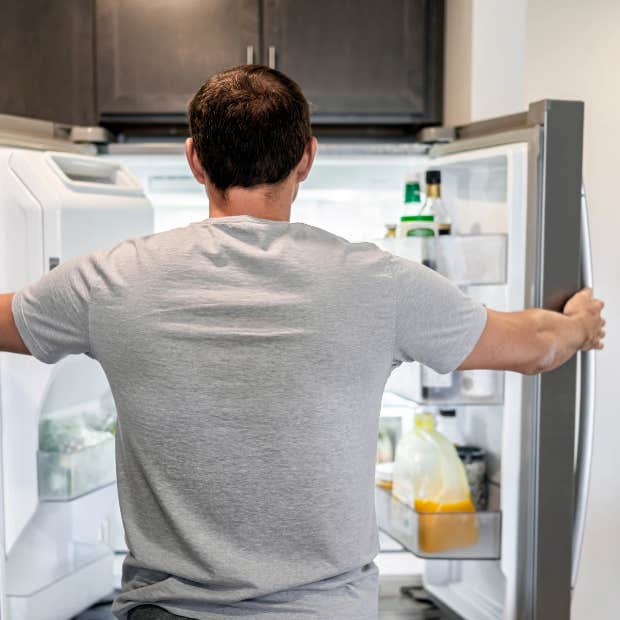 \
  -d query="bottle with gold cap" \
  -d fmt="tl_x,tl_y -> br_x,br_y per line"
421,169 -> 451,235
